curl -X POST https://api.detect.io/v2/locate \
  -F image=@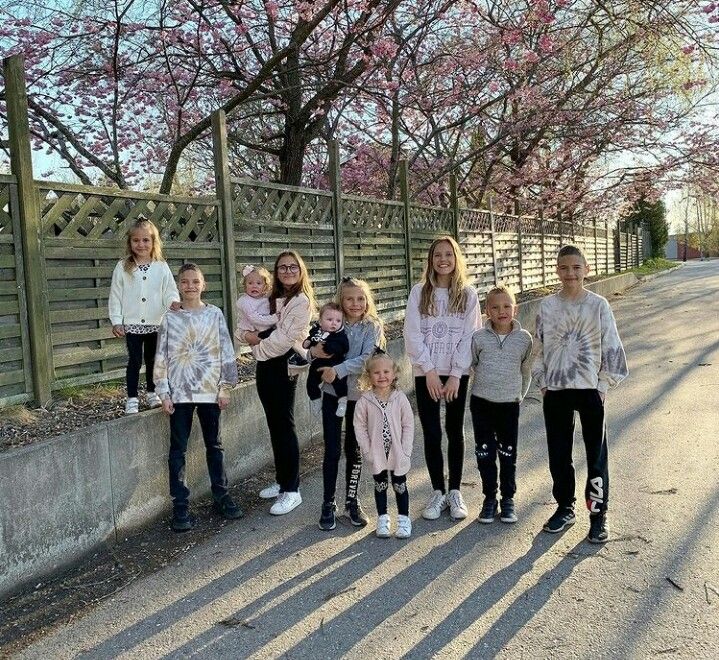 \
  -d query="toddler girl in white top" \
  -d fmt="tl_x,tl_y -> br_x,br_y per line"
235,265 -> 277,342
